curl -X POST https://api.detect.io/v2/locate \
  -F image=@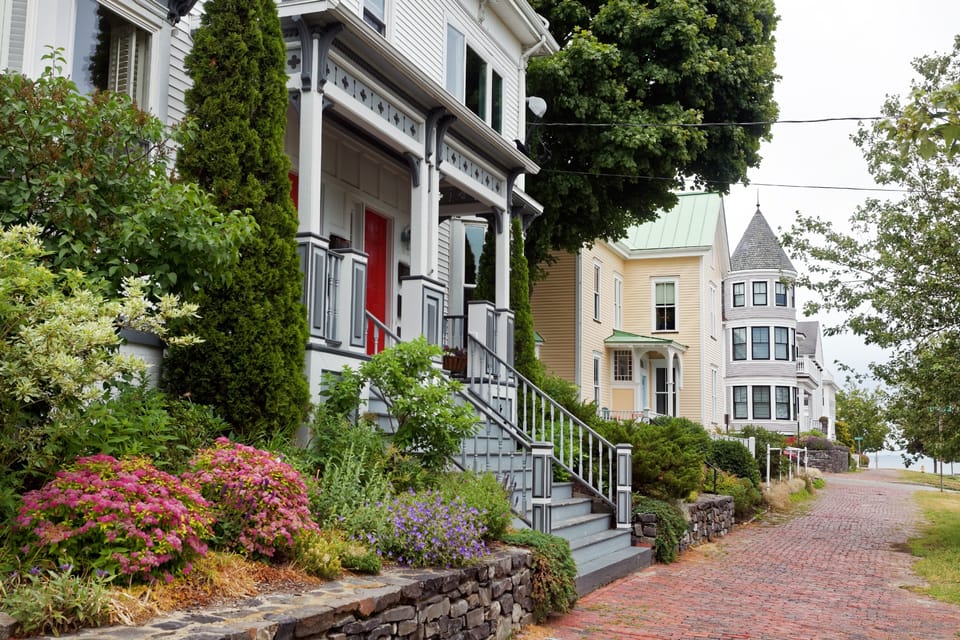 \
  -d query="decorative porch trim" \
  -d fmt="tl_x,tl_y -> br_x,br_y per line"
166,0 -> 199,25
531,442 -> 554,533
441,142 -> 505,198
402,152 -> 421,188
